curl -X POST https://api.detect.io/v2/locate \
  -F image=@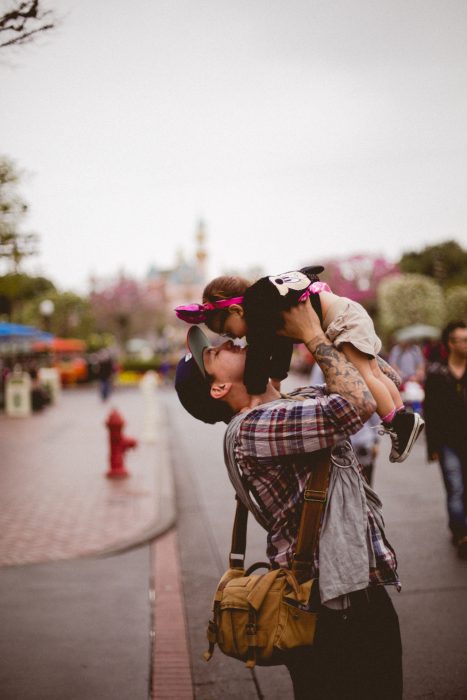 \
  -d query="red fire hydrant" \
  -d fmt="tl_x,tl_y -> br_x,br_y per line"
106,409 -> 137,479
